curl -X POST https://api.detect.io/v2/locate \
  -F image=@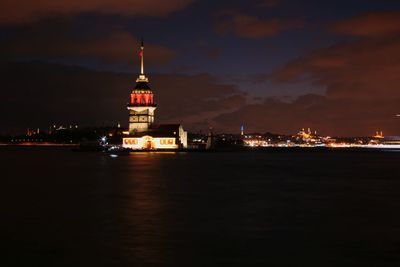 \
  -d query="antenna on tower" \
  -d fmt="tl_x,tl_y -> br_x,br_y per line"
136,37 -> 148,82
